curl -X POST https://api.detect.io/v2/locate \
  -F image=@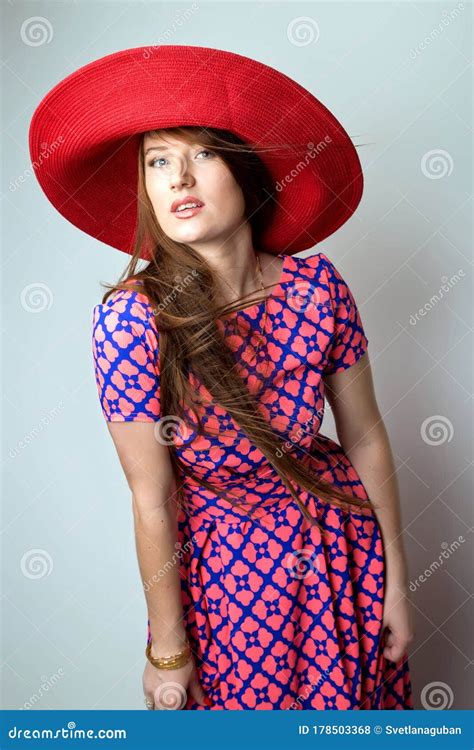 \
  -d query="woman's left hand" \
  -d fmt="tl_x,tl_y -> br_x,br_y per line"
381,584 -> 416,662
